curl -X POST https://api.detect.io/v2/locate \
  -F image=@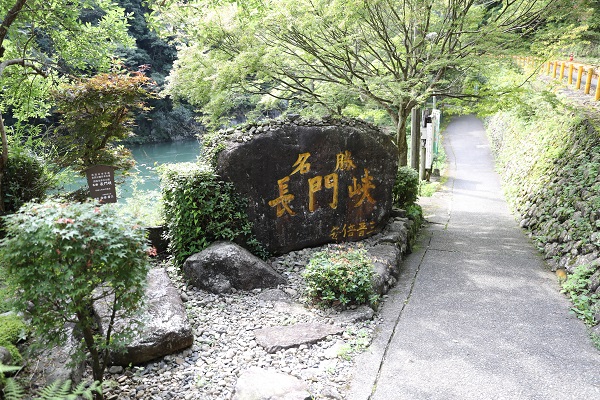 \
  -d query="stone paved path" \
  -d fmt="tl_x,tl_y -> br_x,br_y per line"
348,115 -> 600,400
